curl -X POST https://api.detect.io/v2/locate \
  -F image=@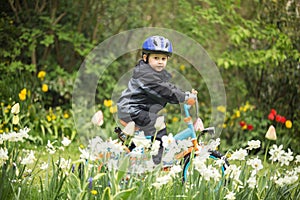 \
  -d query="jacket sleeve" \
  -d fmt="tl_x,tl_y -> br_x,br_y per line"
135,72 -> 186,104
